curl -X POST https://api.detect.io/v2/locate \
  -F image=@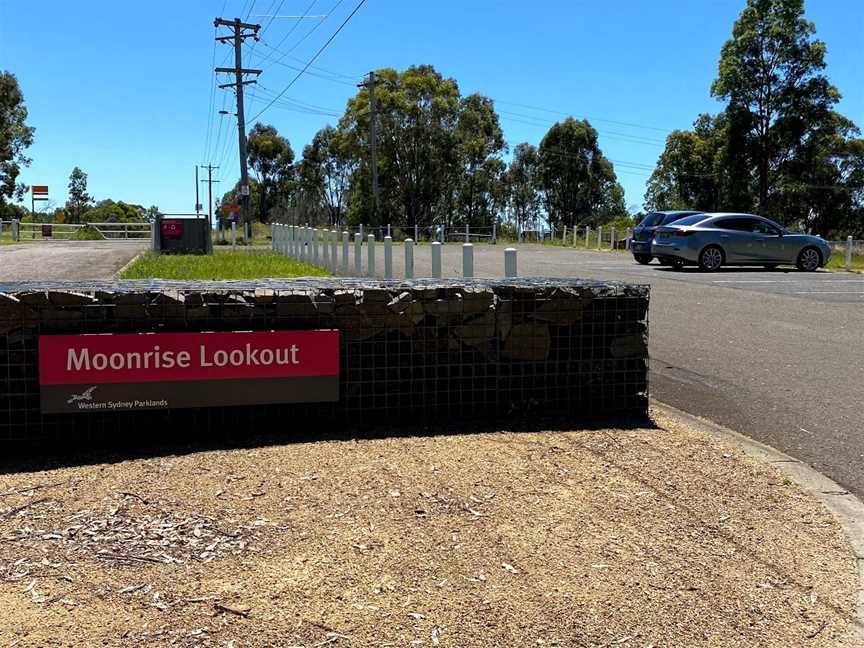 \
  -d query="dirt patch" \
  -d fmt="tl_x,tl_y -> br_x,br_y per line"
0,415 -> 857,647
